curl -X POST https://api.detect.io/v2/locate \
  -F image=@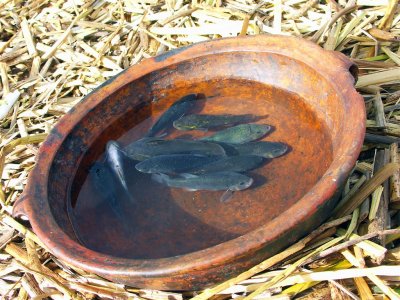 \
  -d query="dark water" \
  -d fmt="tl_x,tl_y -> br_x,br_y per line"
70,79 -> 333,259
